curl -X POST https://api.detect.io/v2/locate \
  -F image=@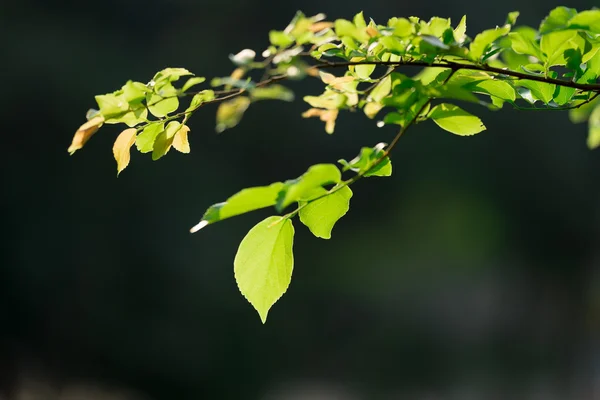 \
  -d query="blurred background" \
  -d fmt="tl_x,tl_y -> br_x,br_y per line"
2,0 -> 600,399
